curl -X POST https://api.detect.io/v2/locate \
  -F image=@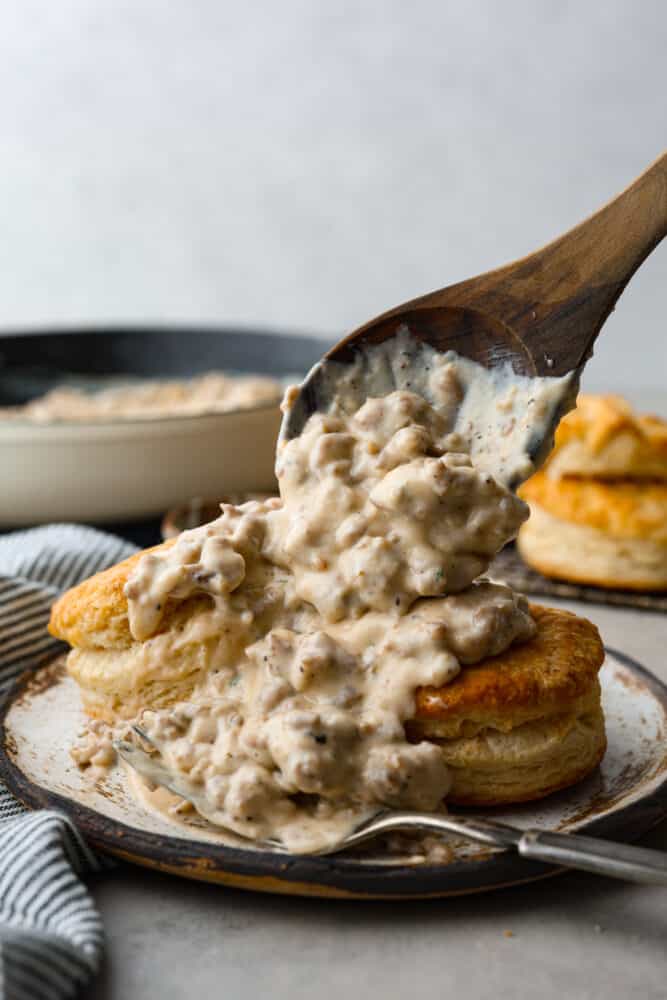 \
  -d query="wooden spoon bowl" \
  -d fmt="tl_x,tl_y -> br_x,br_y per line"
283,151 -> 667,442
328,306 -> 537,373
